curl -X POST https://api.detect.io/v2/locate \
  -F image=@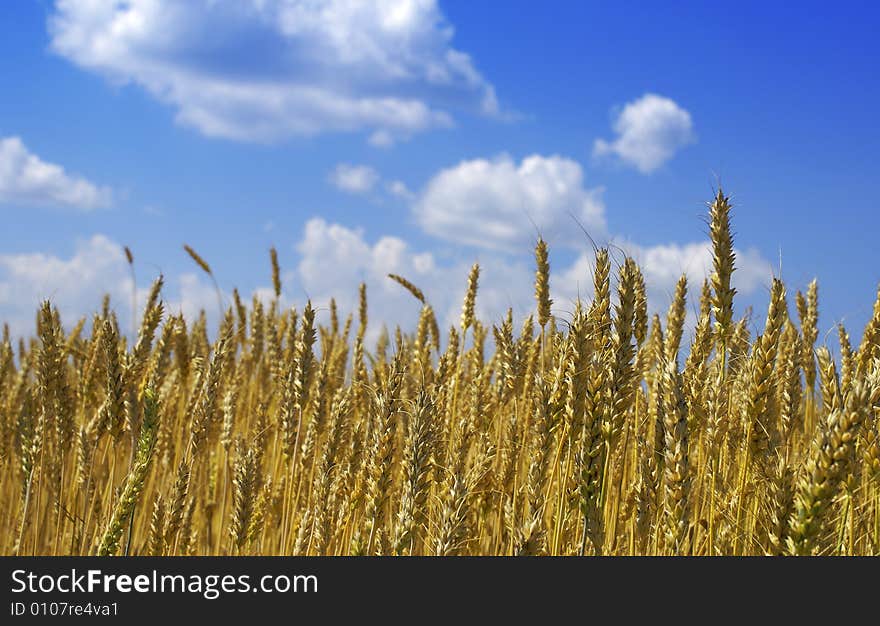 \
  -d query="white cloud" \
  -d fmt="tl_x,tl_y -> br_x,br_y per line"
624,241 -> 769,302
0,235 -> 129,338
0,235 -> 233,340
328,164 -> 380,194
593,94 -> 695,173
296,219 -> 774,340
48,0 -> 499,143
413,154 -> 606,251
368,130 -> 396,148
0,224 -> 773,347
295,218 -> 535,339
553,239 -> 772,327
0,136 -> 112,210
329,168 -> 415,202
387,180 -> 414,200
296,218 -> 442,333
172,273 -> 226,324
